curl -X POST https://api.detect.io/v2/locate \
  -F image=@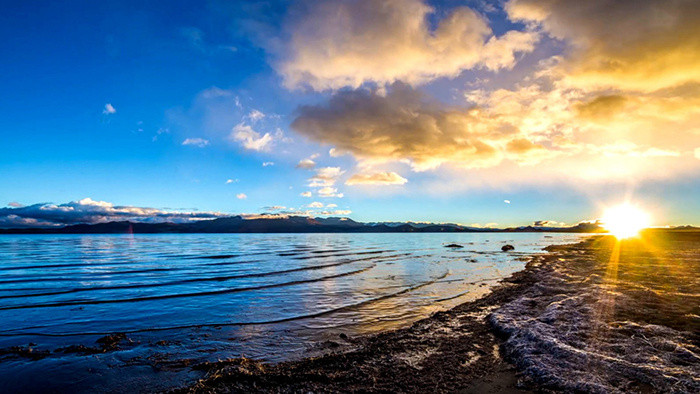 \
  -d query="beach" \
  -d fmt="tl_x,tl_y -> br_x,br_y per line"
177,231 -> 699,393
